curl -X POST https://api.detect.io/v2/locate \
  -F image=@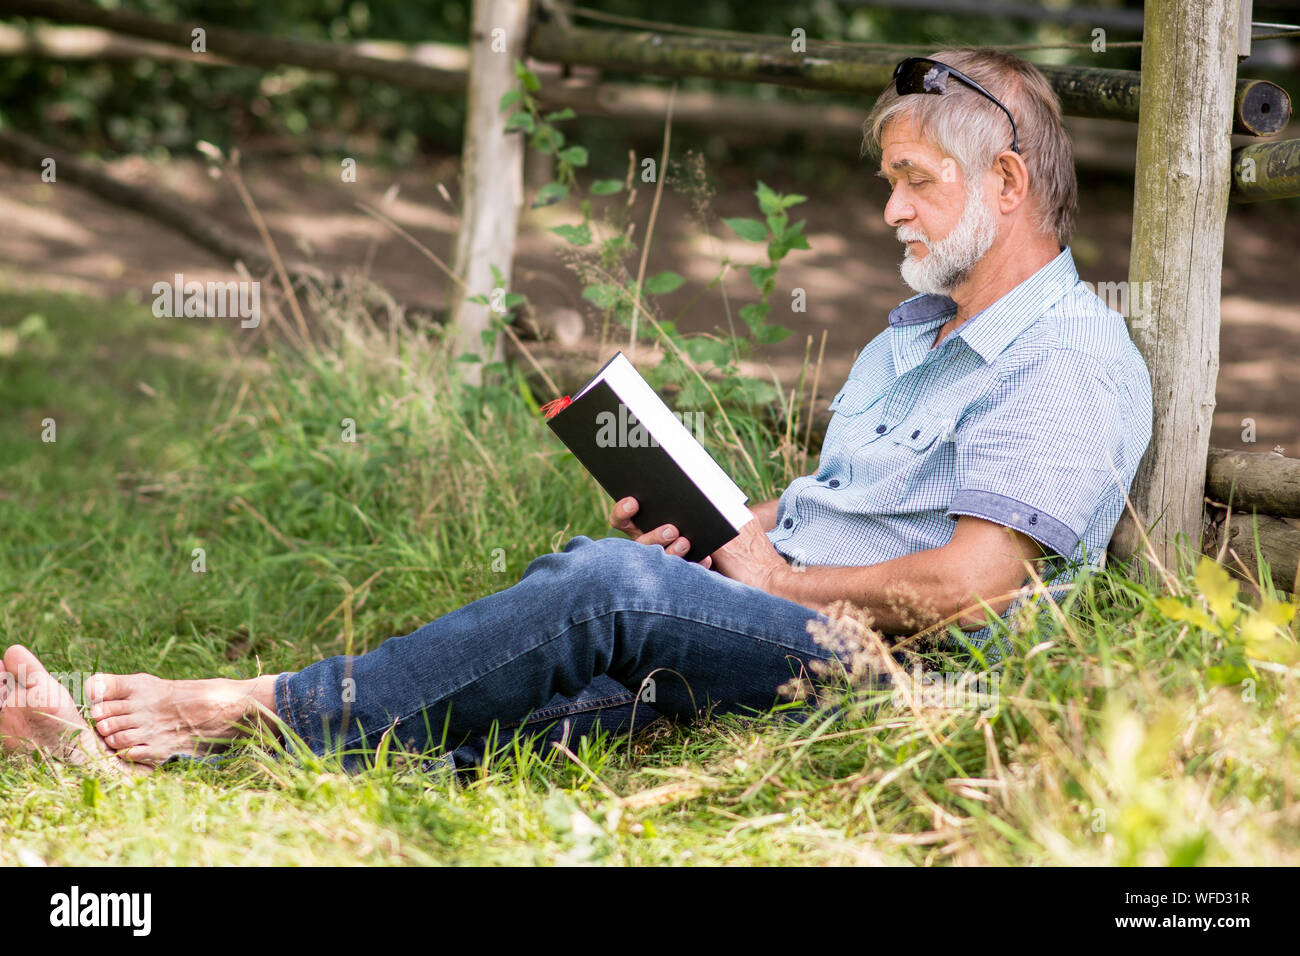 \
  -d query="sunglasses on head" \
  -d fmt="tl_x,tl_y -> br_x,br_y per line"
891,56 -> 1020,155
